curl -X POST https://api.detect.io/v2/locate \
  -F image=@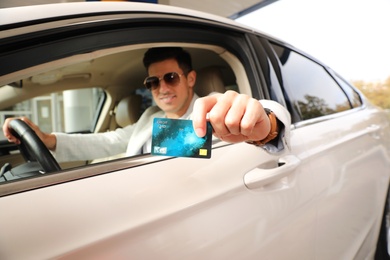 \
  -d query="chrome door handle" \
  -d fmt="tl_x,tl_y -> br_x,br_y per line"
244,155 -> 300,189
